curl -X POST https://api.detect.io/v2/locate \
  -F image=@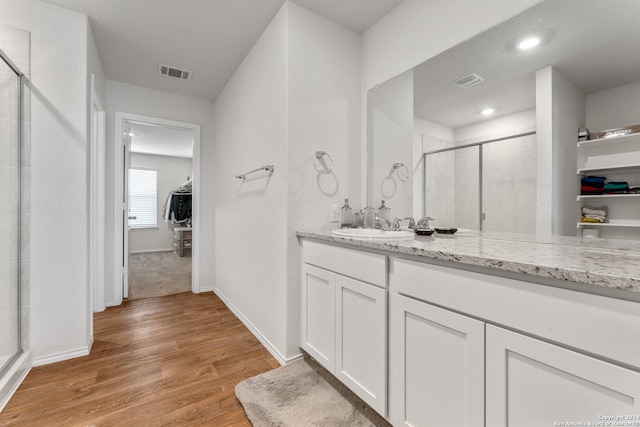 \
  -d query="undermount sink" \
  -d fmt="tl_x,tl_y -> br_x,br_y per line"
332,228 -> 415,241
